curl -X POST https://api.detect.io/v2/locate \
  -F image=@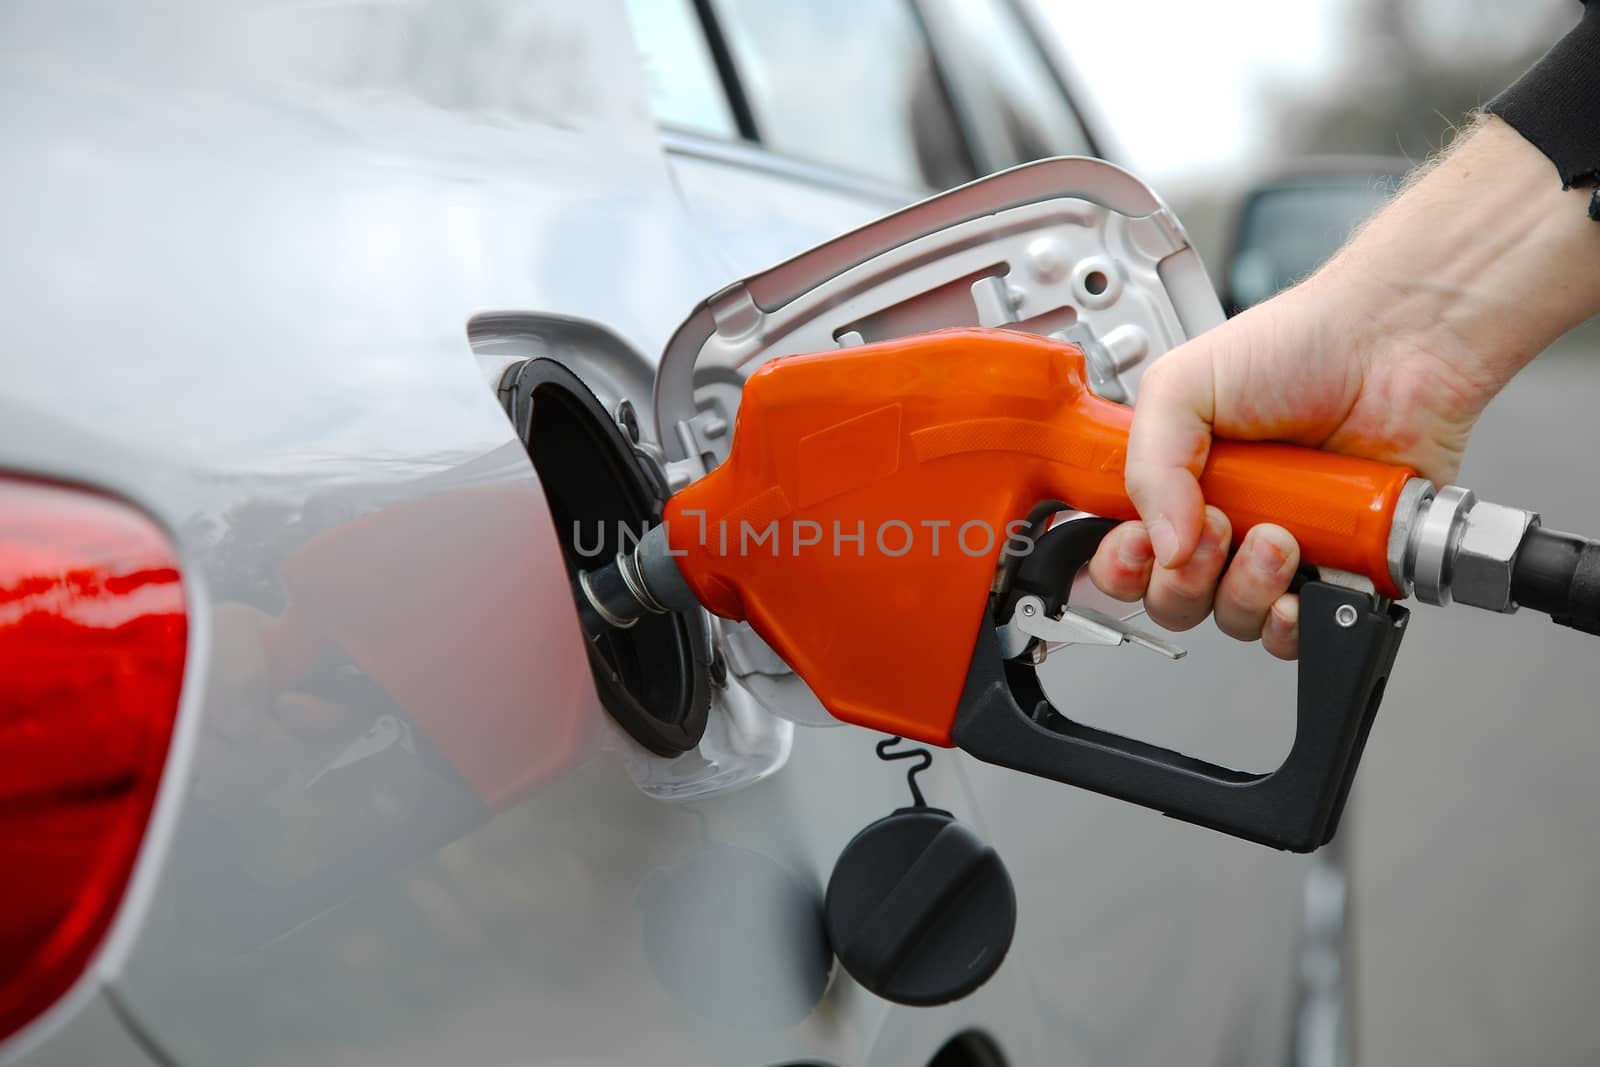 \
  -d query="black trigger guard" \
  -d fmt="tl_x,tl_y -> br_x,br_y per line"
962,517 -> 1409,853
993,515 -> 1118,626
